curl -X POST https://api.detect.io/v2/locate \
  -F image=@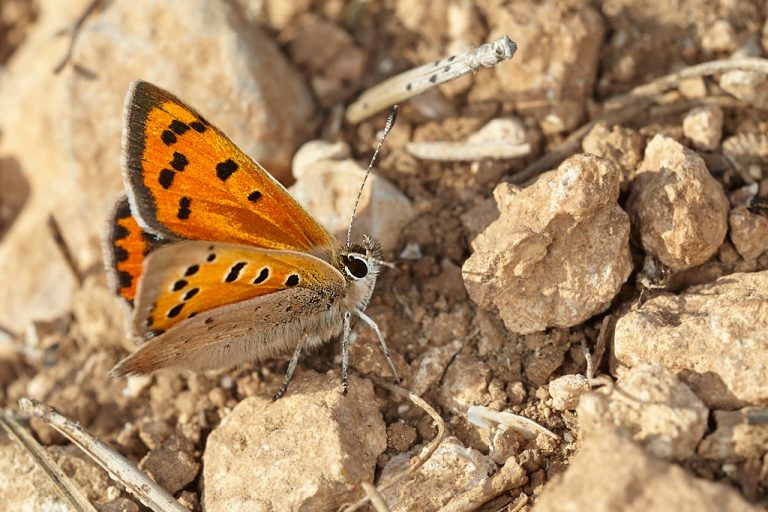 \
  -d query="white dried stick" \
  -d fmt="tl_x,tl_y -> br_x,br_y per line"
18,398 -> 187,512
346,36 -> 517,124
